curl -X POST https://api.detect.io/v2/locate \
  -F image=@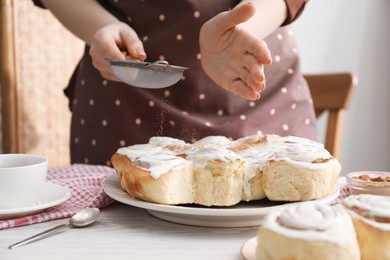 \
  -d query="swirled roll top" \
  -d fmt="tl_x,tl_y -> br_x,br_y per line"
342,194 -> 390,260
343,194 -> 390,231
262,204 -> 355,246
279,204 -> 338,231
256,204 -> 360,260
